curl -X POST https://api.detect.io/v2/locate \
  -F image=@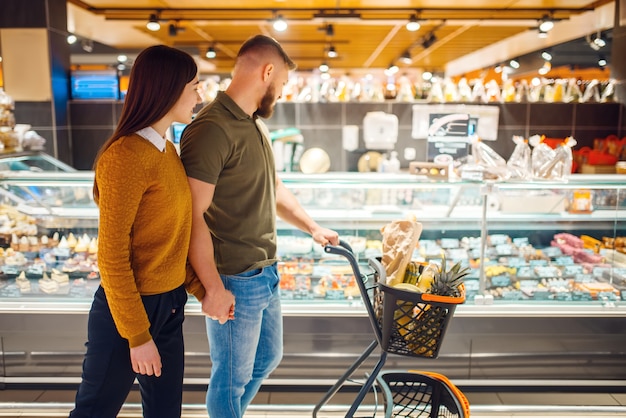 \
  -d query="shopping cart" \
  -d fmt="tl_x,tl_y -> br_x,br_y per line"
312,240 -> 467,418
